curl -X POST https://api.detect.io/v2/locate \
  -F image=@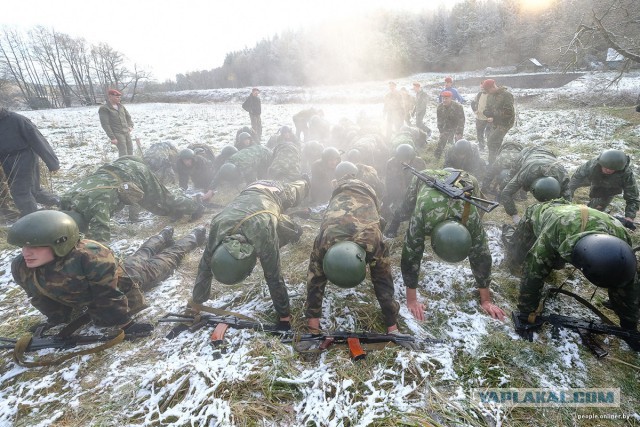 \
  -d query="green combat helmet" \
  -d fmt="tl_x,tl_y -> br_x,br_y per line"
217,163 -> 240,182
334,161 -> 359,180
323,241 -> 367,288
178,148 -> 195,161
219,145 -> 238,159
8,210 -> 80,257
571,233 -> 636,288
395,144 -> 416,163
598,149 -> 626,171
431,220 -> 472,263
210,237 -> 257,285
321,147 -> 341,163
531,176 -> 561,202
